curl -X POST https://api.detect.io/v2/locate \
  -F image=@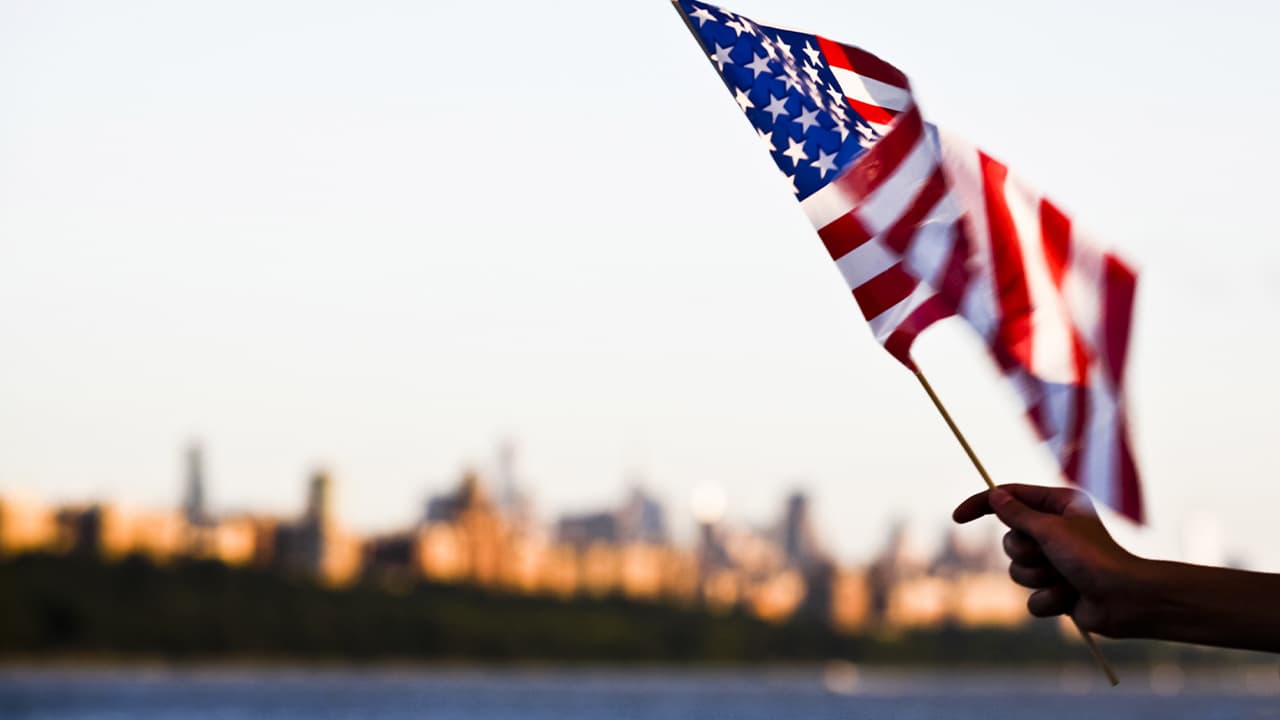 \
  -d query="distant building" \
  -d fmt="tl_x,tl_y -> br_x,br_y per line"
419,471 -> 508,587
557,486 -> 669,548
275,469 -> 360,586
781,491 -> 826,570
183,442 -> 208,526
867,521 -> 1025,630
0,495 -> 58,556
54,503 -> 186,561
